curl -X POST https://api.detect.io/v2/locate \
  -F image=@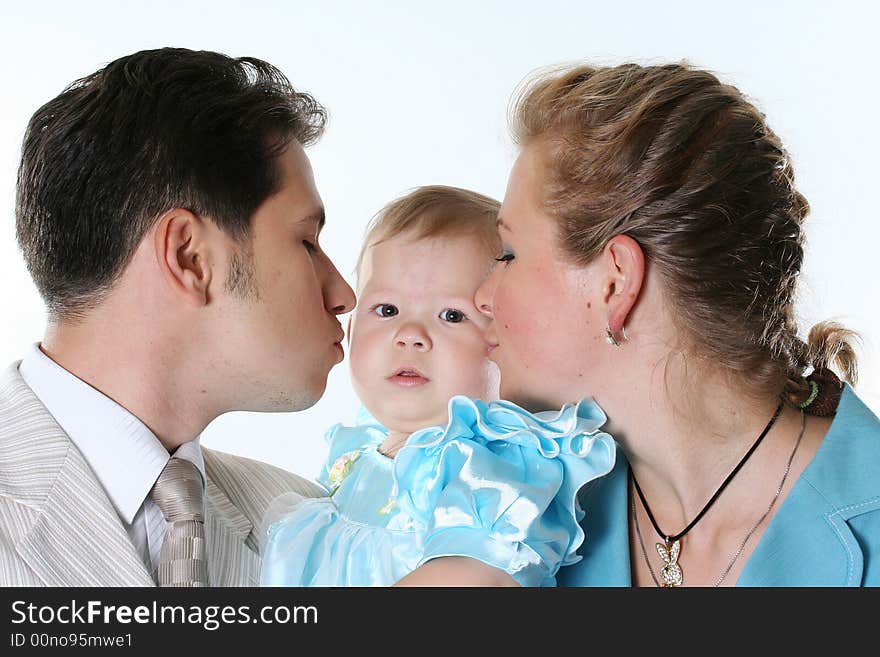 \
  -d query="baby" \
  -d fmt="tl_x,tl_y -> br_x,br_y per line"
260,185 -> 616,586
